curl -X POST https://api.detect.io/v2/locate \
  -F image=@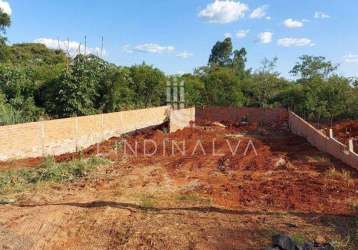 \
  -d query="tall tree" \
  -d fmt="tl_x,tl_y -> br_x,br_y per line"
208,38 -> 233,67
43,54 -> 108,117
0,9 -> 10,43
290,55 -> 338,80
208,37 -> 248,76
129,63 -> 166,108
0,9 -> 10,61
